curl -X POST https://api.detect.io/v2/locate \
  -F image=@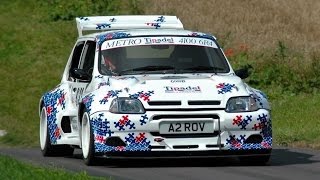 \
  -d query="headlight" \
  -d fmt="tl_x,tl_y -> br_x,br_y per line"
225,96 -> 258,113
109,97 -> 145,114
